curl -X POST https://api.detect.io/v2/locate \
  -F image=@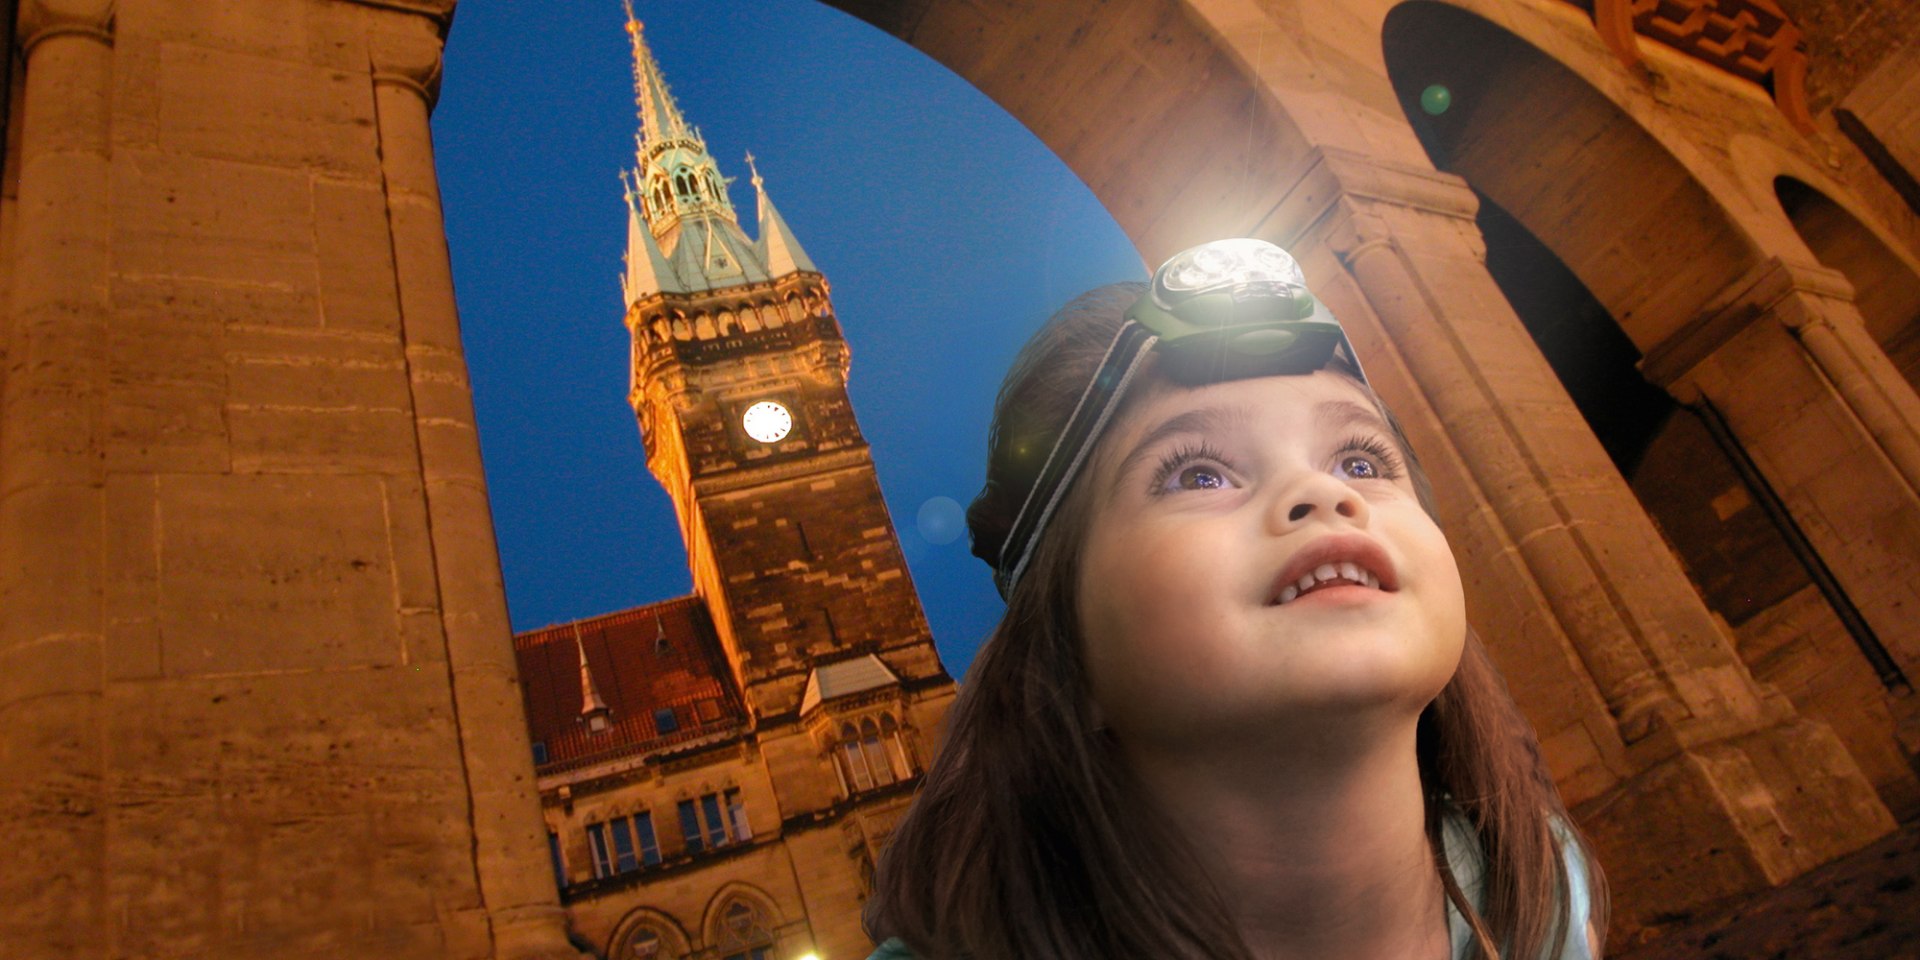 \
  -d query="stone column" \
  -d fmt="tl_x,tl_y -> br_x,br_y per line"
1273,147 -> 1699,744
0,1 -> 115,954
1262,146 -> 1894,925
366,15 -> 584,960
1653,258 -> 1920,686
